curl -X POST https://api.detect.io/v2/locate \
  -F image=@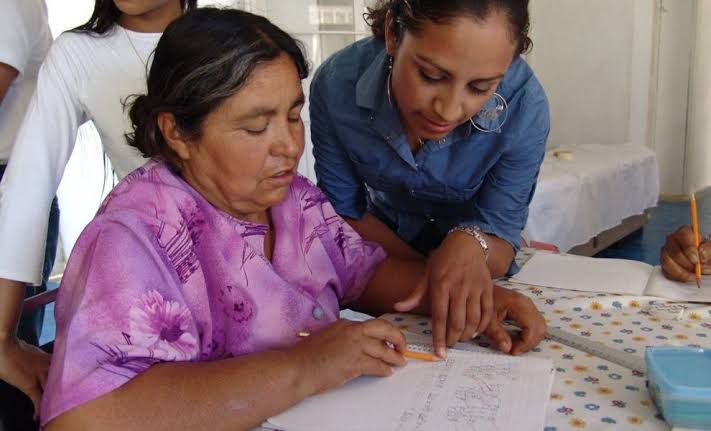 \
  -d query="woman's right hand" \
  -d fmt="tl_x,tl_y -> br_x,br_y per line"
0,335 -> 51,418
661,225 -> 711,282
289,319 -> 408,395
